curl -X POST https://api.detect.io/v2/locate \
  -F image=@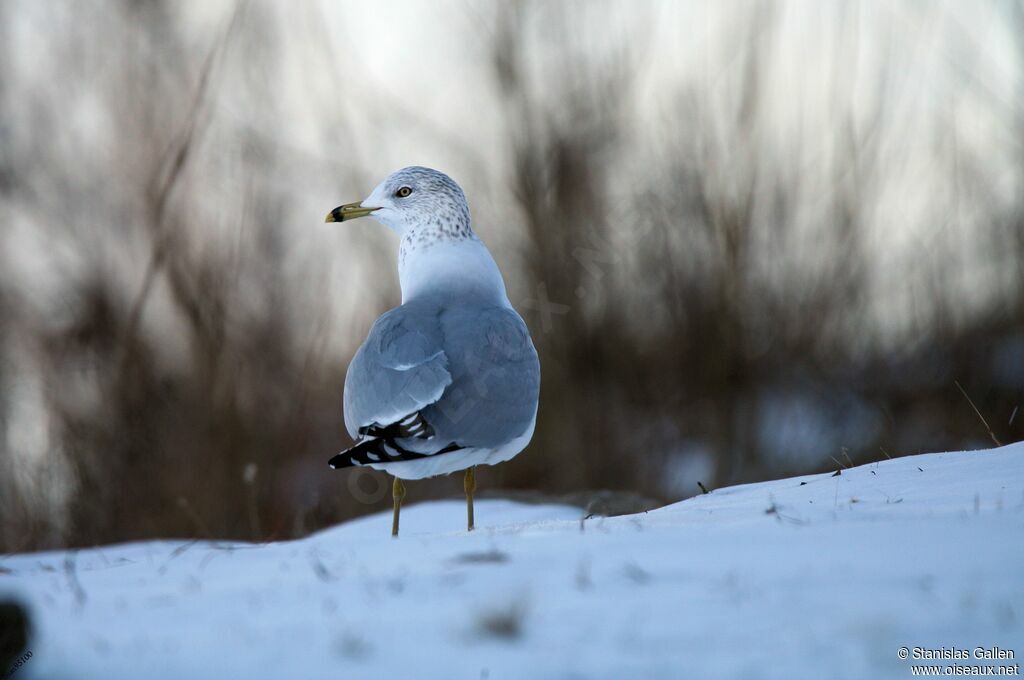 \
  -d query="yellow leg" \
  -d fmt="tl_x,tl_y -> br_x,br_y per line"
464,466 -> 476,531
392,476 -> 406,537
